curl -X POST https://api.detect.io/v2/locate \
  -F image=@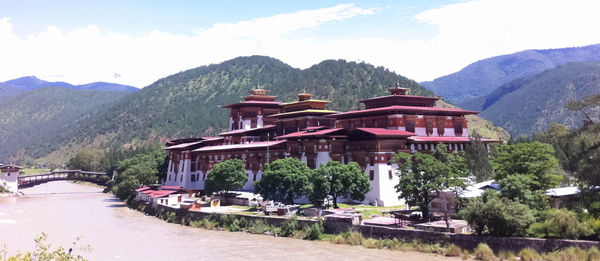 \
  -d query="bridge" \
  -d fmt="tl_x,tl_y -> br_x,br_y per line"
17,170 -> 109,188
